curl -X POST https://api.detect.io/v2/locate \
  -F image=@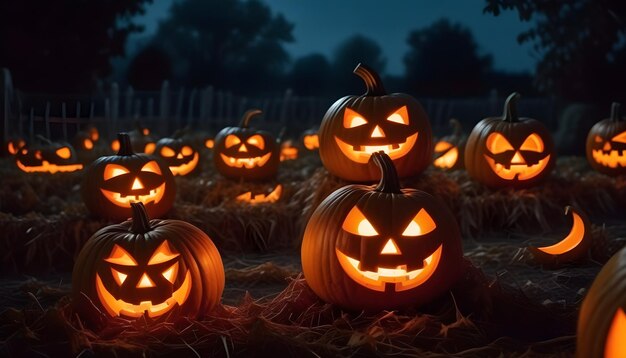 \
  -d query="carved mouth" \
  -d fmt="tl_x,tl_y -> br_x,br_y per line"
334,133 -> 418,164
95,270 -> 191,318
335,244 -> 442,292
236,184 -> 282,204
220,152 -> 271,169
592,149 -> 626,168
100,182 -> 166,208
433,148 -> 459,169
484,155 -> 550,180
16,160 -> 83,173
169,152 -> 199,176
